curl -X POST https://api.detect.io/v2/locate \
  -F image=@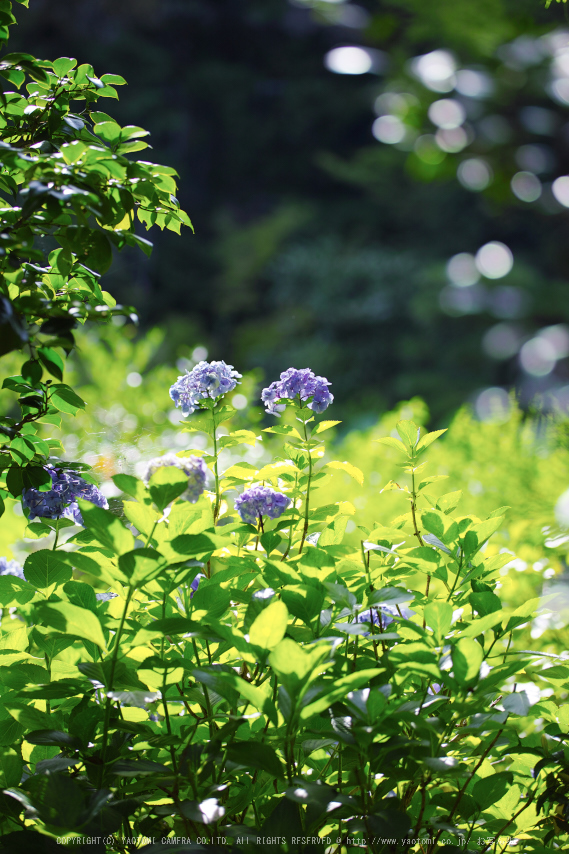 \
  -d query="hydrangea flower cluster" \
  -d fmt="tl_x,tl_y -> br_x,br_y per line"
169,360 -> 241,416
0,556 -> 24,580
22,467 -> 108,525
235,486 -> 290,525
261,367 -> 333,416
144,453 -> 208,503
